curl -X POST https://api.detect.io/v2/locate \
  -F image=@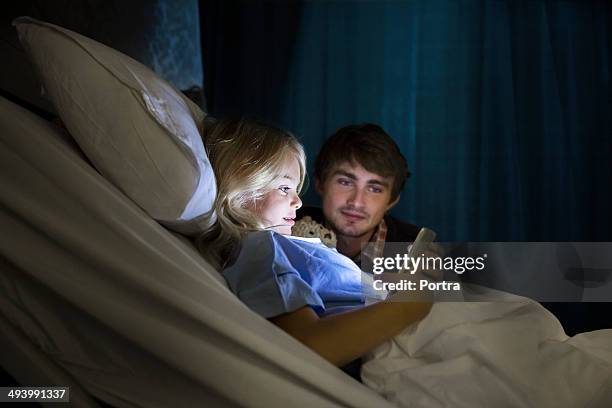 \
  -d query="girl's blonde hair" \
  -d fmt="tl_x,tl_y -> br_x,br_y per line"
197,118 -> 306,269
